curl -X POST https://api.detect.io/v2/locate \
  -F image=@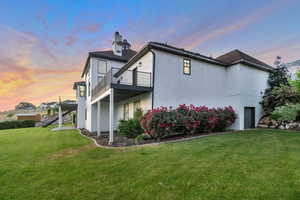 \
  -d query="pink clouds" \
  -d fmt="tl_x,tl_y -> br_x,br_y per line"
0,25 -> 83,111
179,0 -> 295,50
254,37 -> 300,65
64,23 -> 102,46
